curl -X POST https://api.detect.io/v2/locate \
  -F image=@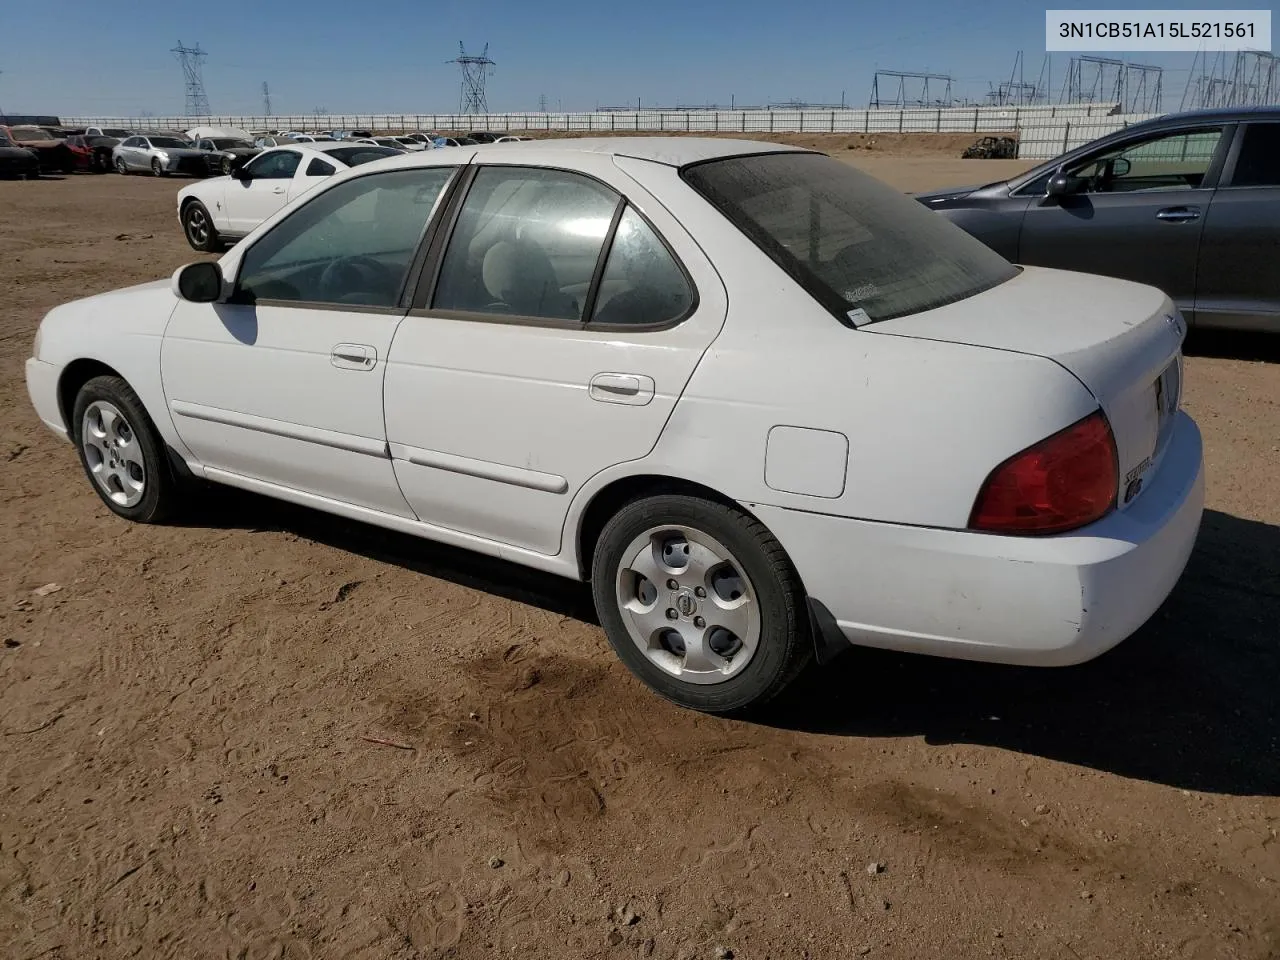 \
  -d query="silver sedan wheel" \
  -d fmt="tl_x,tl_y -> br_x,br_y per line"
614,524 -> 761,685
80,401 -> 146,508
